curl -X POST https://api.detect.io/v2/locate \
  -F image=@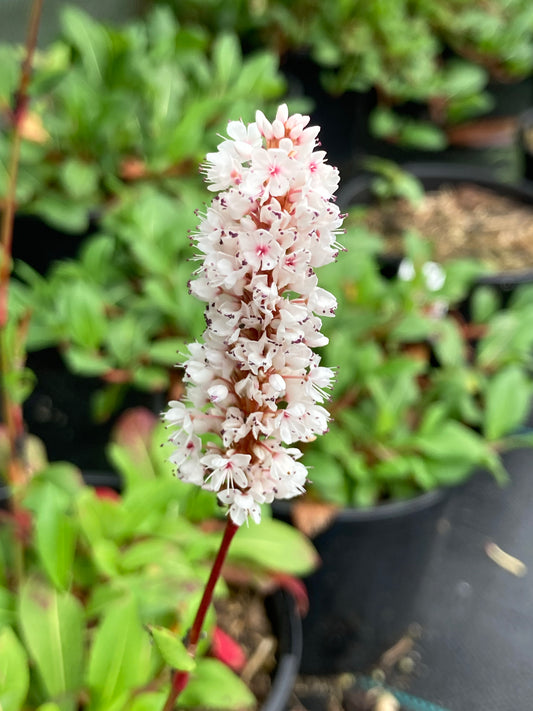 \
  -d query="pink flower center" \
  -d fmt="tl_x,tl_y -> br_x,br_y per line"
269,163 -> 281,177
256,244 -> 269,256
